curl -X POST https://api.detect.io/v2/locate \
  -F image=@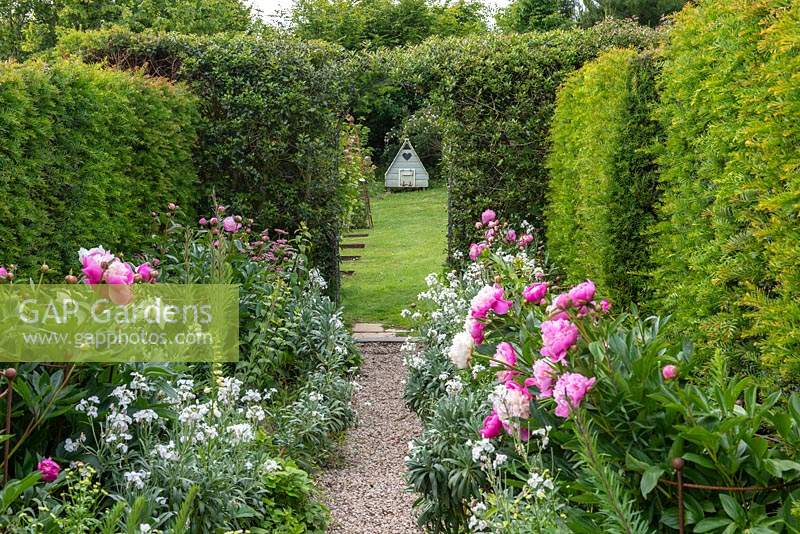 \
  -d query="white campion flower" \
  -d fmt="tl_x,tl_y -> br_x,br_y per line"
241,389 -> 262,403
245,405 -> 266,422
179,403 -> 209,426
308,391 -> 323,402
448,331 -> 474,369
64,432 -> 87,453
76,397 -> 100,418
217,377 -> 243,407
111,386 -> 135,408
